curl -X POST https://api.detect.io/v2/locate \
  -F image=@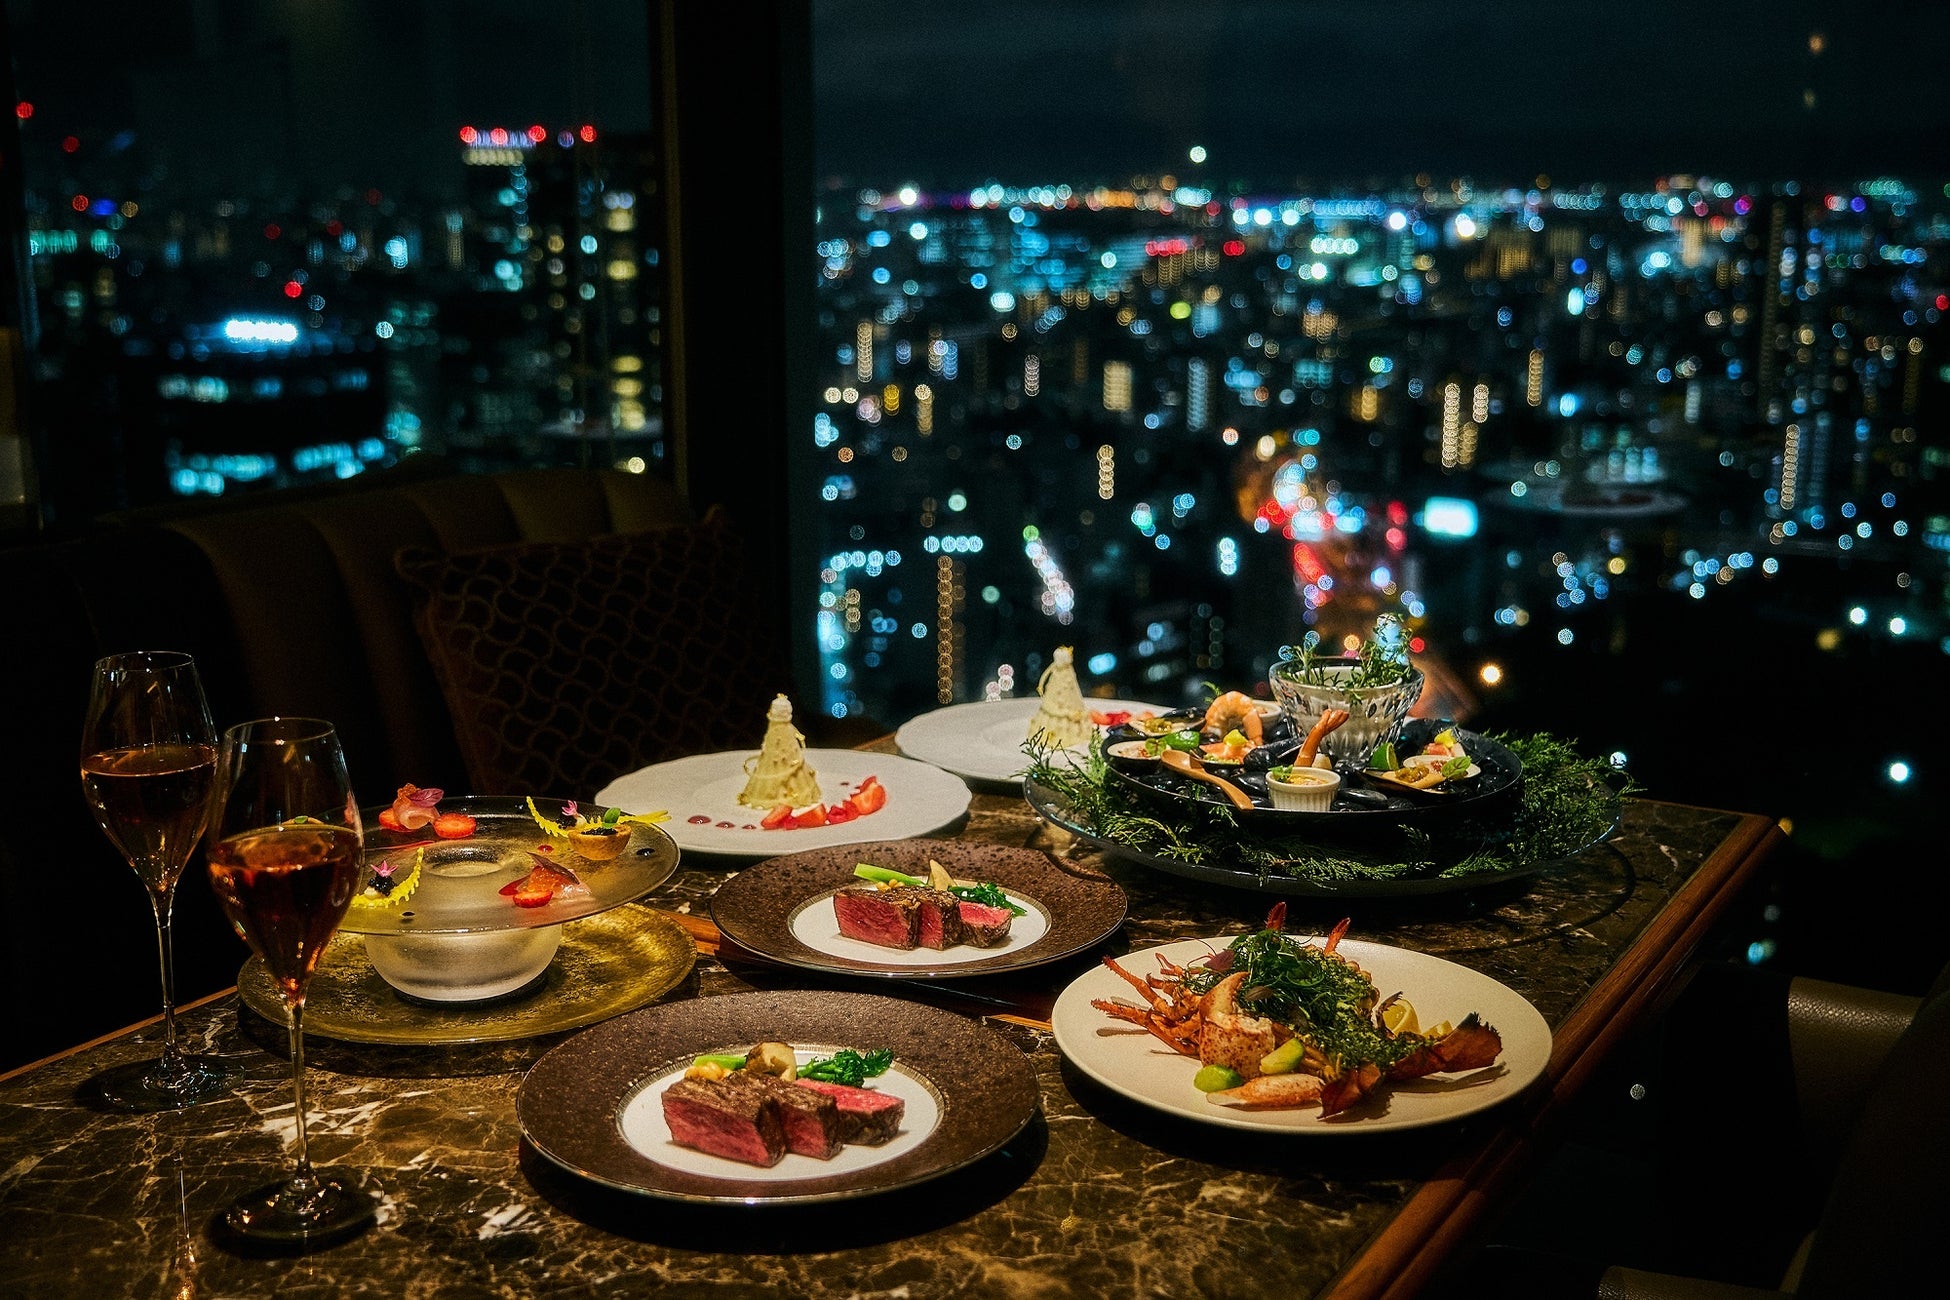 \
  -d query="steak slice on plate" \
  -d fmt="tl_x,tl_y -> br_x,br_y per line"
795,1077 -> 906,1145
832,886 -> 922,949
661,1073 -> 786,1167
913,888 -> 969,950
744,1071 -> 848,1159
956,899 -> 1015,947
